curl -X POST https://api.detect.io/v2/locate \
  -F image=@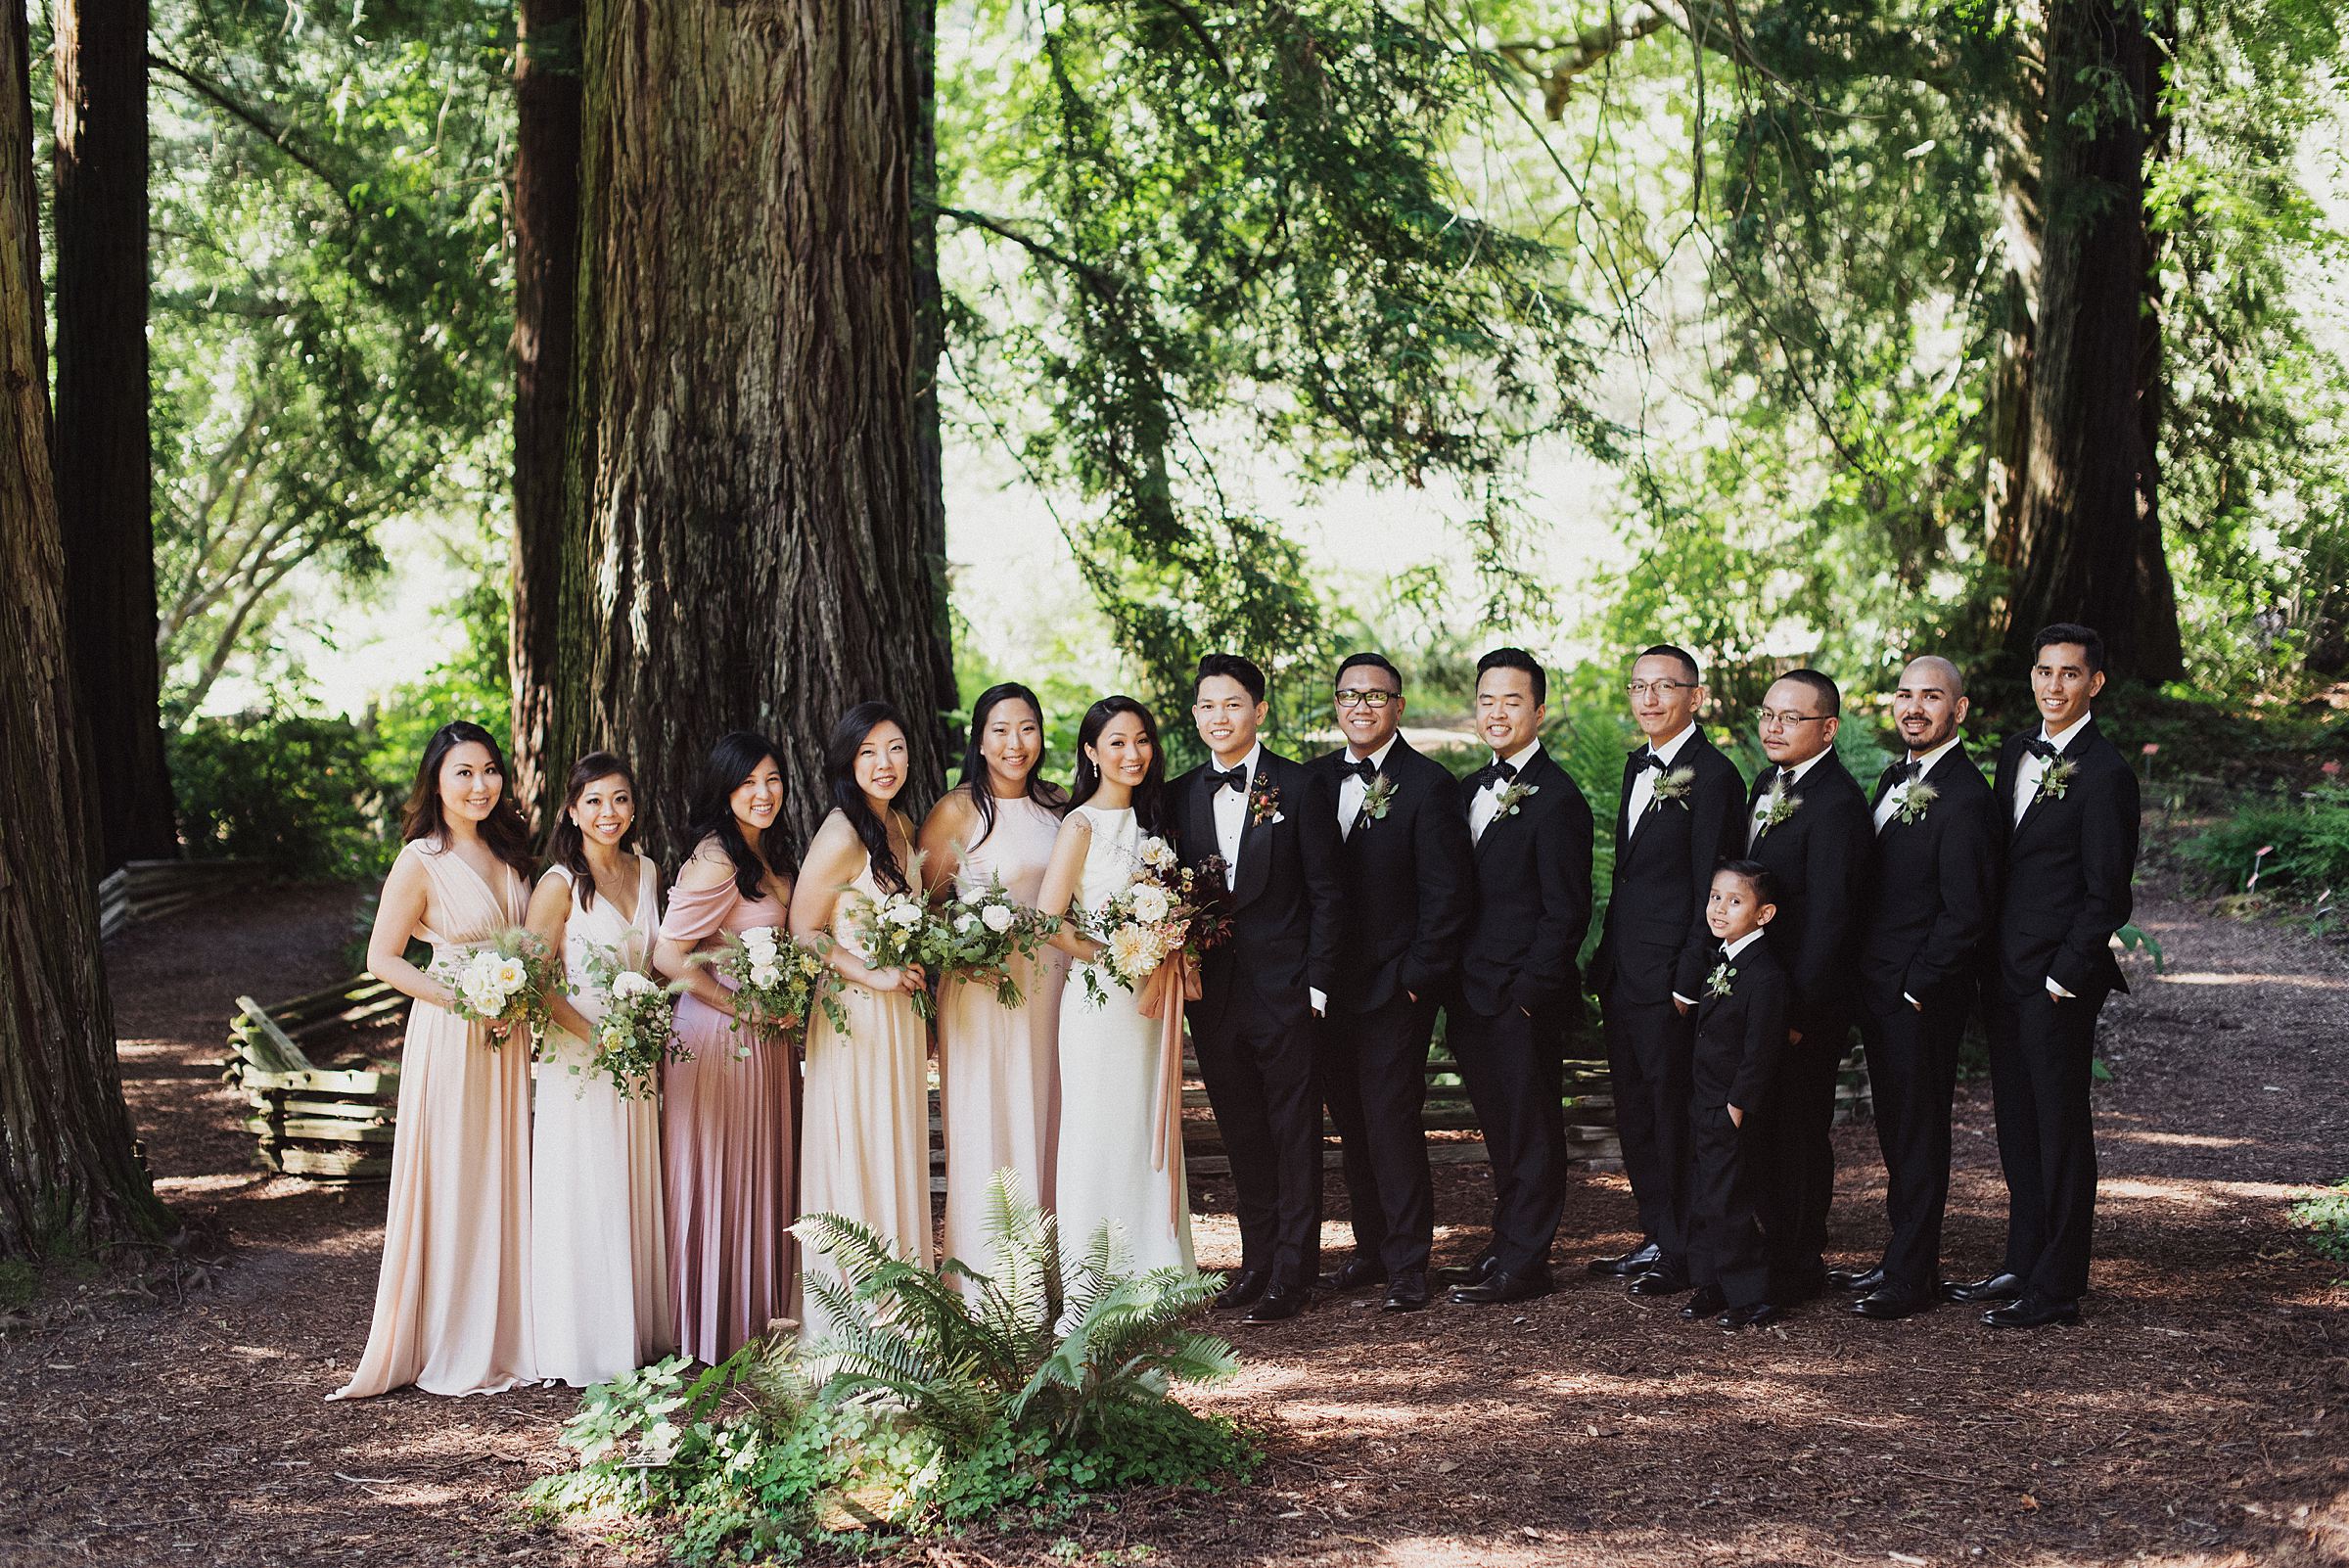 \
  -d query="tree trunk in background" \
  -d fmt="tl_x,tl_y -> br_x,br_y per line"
2001,0 -> 2184,680
561,0 -> 954,862
0,0 -> 172,1261
508,0 -> 583,834
53,0 -> 176,871
906,0 -> 956,750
